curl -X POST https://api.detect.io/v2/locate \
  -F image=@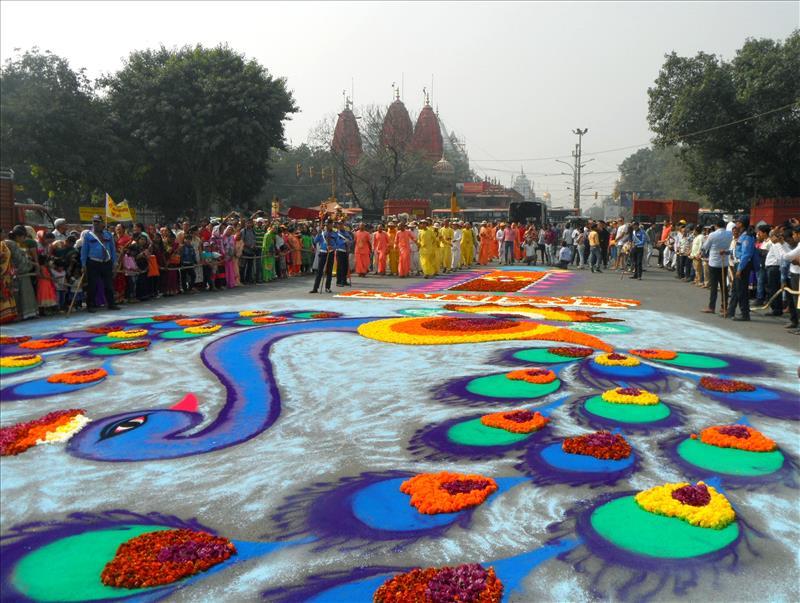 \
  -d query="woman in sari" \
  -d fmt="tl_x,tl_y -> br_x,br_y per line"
287,228 -> 302,276
5,226 -> 37,320
0,233 -> 18,323
261,224 -> 277,282
222,226 -> 237,288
